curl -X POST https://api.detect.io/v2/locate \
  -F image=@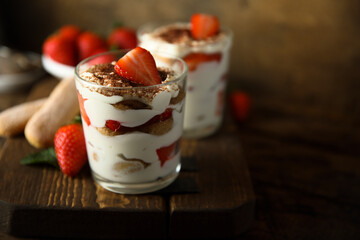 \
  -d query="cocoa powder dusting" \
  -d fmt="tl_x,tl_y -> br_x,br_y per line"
79,63 -> 177,100
157,27 -> 192,43
153,24 -> 223,45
